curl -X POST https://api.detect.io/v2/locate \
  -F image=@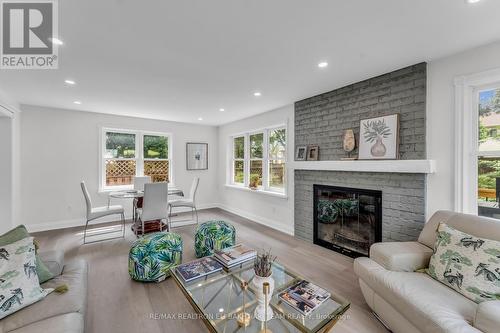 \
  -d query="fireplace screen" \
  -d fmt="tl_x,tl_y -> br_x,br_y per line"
313,185 -> 382,258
